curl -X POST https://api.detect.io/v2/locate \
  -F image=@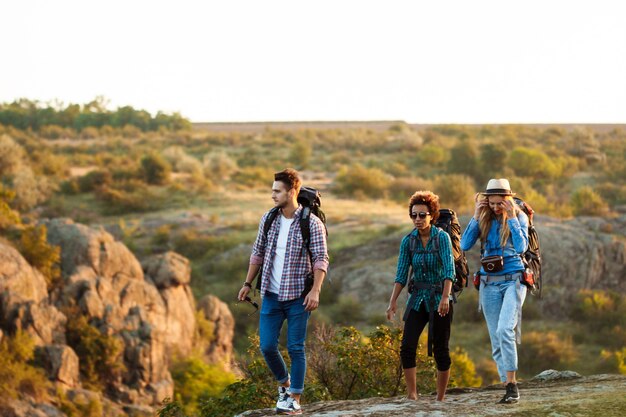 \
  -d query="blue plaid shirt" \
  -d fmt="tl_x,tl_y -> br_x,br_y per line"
251,206 -> 329,301
395,227 -> 455,313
